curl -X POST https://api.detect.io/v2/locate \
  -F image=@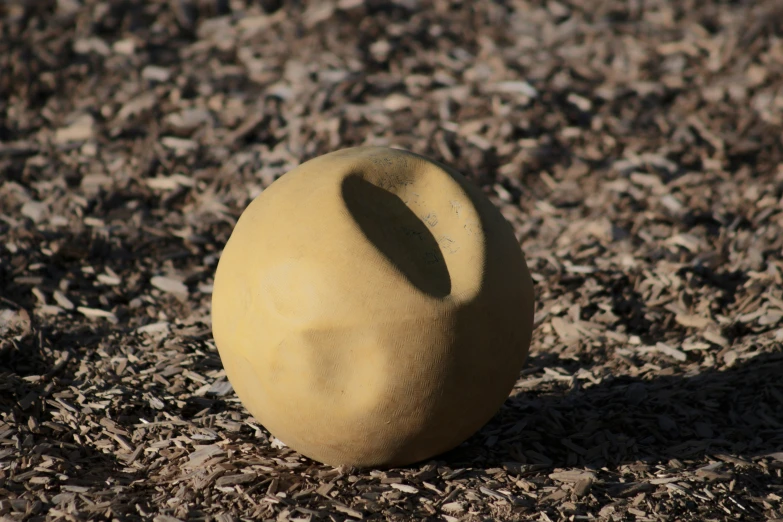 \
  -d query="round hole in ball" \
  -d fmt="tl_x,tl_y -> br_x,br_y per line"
341,174 -> 451,299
